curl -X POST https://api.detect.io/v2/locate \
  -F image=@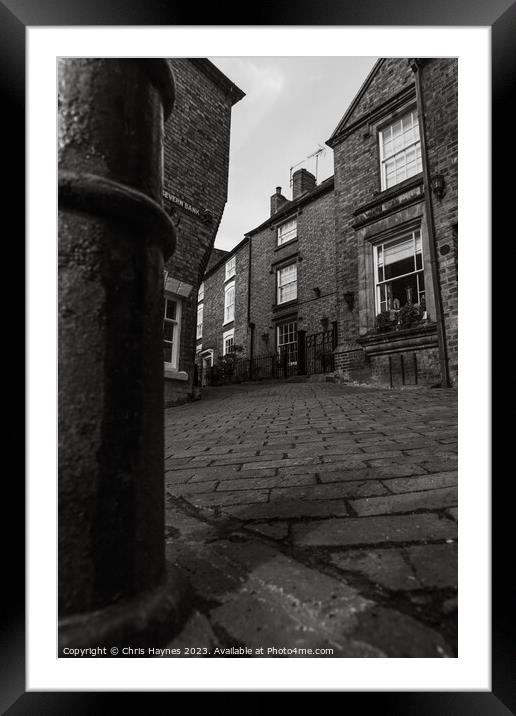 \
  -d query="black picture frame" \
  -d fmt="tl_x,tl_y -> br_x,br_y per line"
7,0 -> 510,709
